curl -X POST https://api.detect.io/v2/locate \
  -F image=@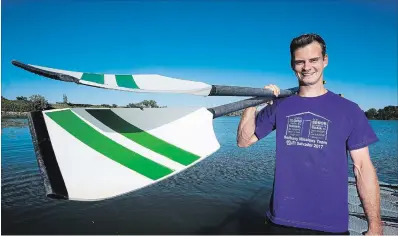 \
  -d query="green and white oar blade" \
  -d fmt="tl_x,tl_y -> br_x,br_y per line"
12,60 -> 213,95
30,107 -> 220,201
80,74 -> 212,96
12,60 -> 299,98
